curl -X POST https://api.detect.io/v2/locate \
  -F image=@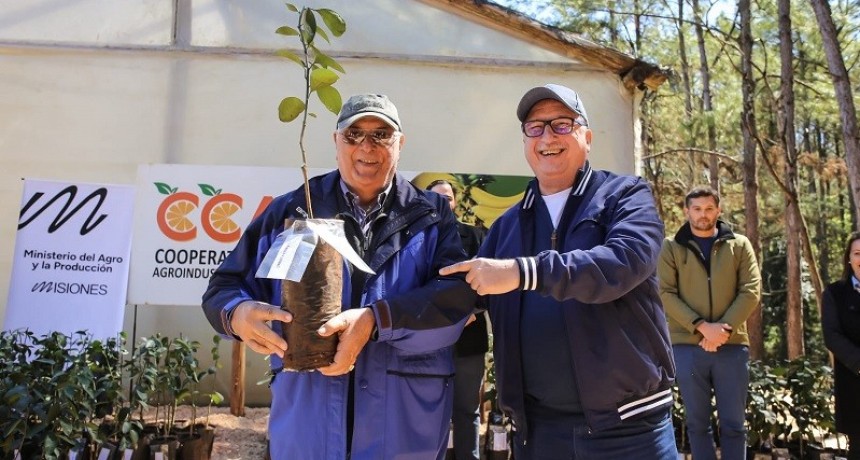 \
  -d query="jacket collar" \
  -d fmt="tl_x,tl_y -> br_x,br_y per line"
521,161 -> 593,210
675,220 -> 735,246
314,170 -> 437,225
